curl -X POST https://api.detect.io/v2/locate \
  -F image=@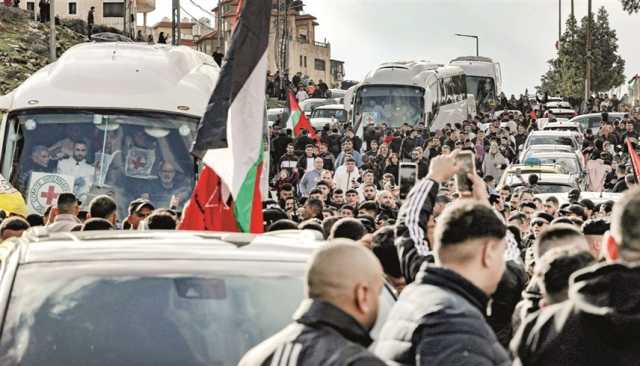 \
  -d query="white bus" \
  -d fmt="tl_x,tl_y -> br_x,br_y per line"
0,42 -> 220,217
449,56 -> 502,114
350,61 -> 475,135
